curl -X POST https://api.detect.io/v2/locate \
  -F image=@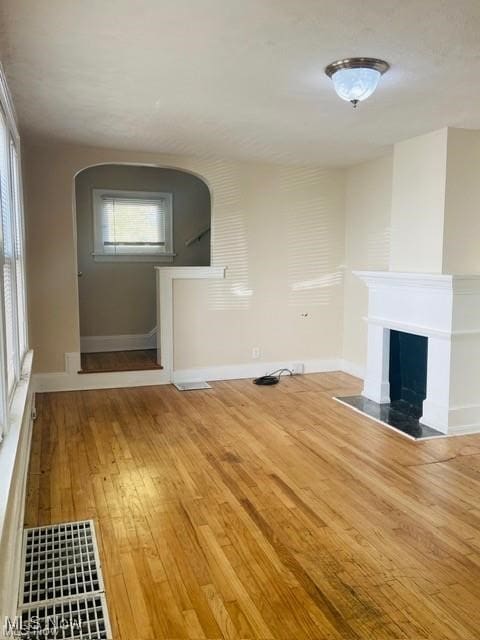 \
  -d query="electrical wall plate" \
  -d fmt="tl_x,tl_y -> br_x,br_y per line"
290,363 -> 305,375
